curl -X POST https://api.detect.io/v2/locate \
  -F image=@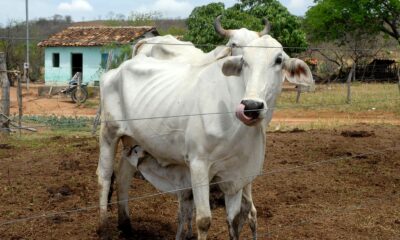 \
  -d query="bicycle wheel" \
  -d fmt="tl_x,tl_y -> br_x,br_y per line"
71,87 -> 88,103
